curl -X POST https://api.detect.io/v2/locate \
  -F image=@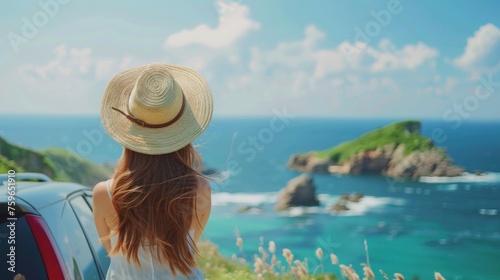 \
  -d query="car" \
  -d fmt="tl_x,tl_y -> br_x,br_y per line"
1,172 -> 110,280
